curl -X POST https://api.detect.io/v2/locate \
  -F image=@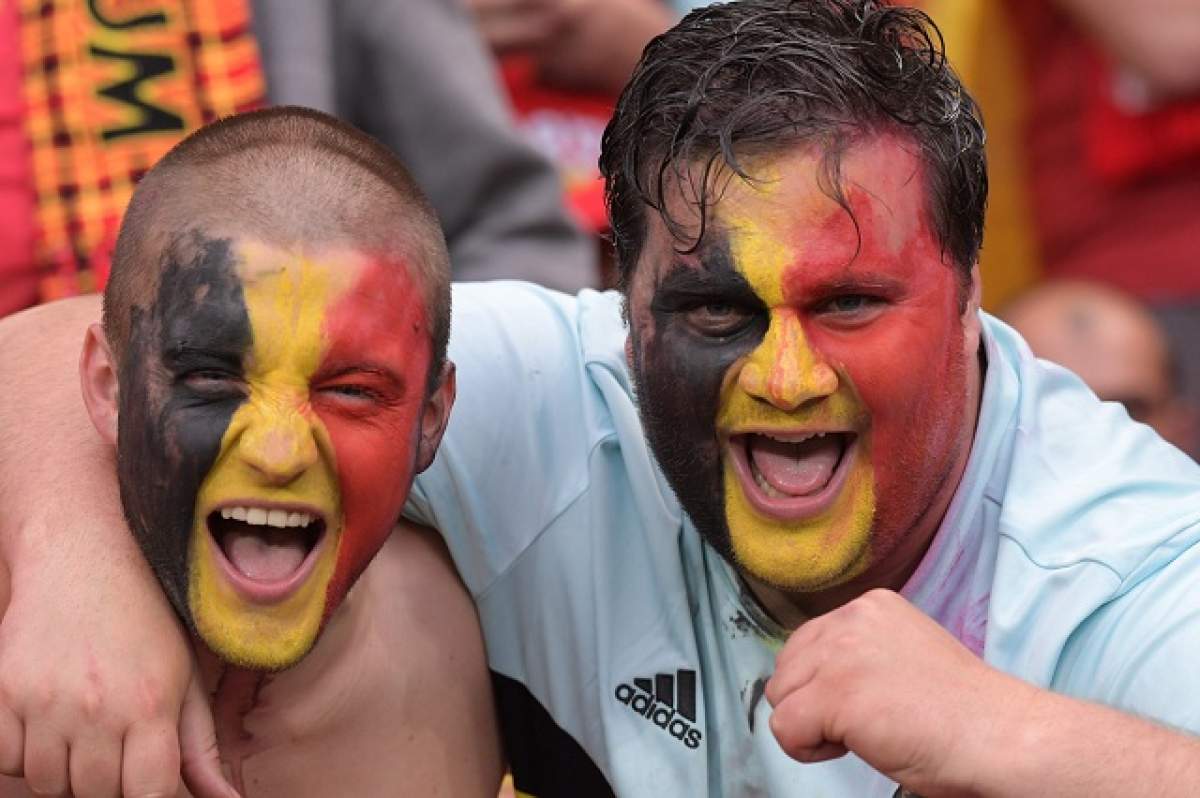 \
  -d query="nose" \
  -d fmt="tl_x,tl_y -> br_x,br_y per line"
235,401 -> 320,486
738,308 -> 838,411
